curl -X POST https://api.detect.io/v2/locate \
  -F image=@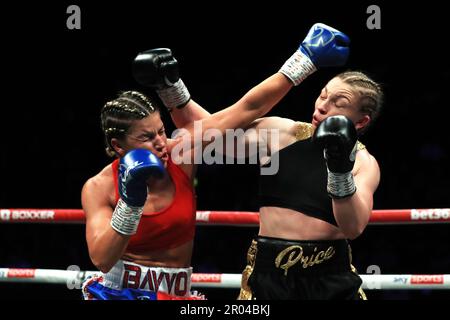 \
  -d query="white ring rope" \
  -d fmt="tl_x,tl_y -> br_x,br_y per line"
1,268 -> 449,290
2,208 -> 448,293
